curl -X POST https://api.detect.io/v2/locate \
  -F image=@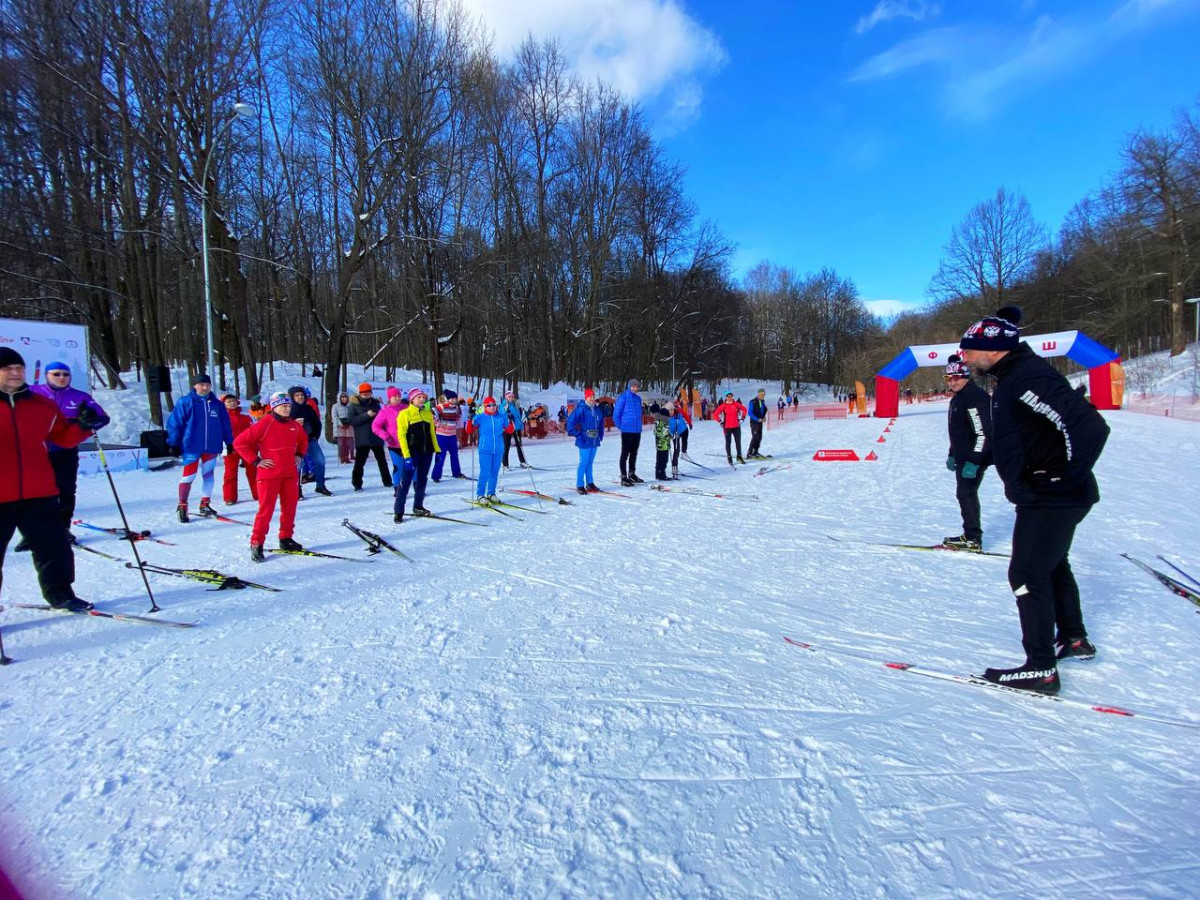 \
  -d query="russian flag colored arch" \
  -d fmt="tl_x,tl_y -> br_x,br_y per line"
873,330 -> 1122,417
